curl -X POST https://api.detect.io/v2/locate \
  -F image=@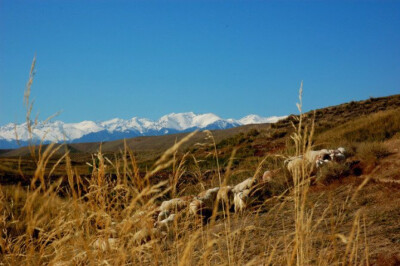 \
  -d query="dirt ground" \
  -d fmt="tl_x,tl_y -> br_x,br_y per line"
206,137 -> 400,265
